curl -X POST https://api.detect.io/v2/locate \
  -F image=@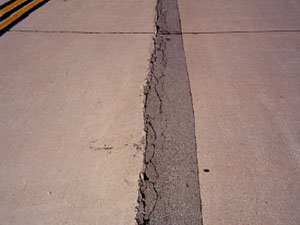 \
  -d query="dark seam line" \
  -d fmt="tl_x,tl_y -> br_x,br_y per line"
9,29 -> 300,35
180,29 -> 300,34
157,30 -> 300,35
0,0 -> 35,22
0,0 -> 17,10
9,29 -> 155,34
